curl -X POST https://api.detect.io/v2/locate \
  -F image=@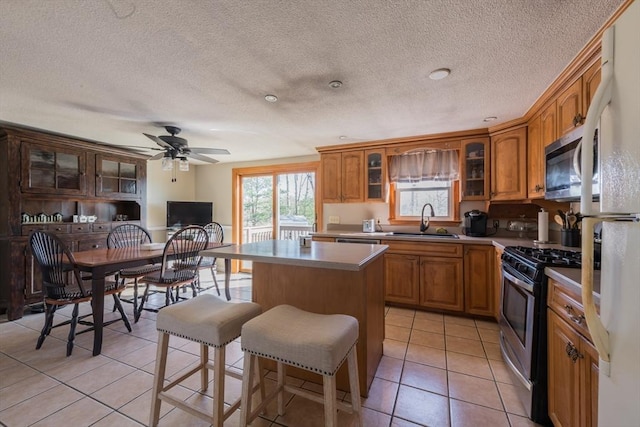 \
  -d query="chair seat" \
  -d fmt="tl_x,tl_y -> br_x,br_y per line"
119,264 -> 161,278
46,279 -> 122,302
241,305 -> 359,376
157,294 -> 262,347
141,269 -> 198,285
